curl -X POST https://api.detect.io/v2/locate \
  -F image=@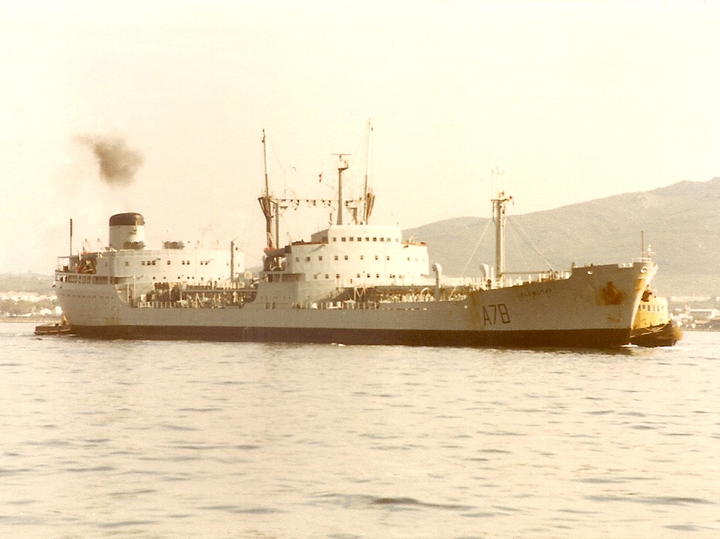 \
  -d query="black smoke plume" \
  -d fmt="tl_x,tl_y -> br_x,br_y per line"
77,135 -> 144,186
